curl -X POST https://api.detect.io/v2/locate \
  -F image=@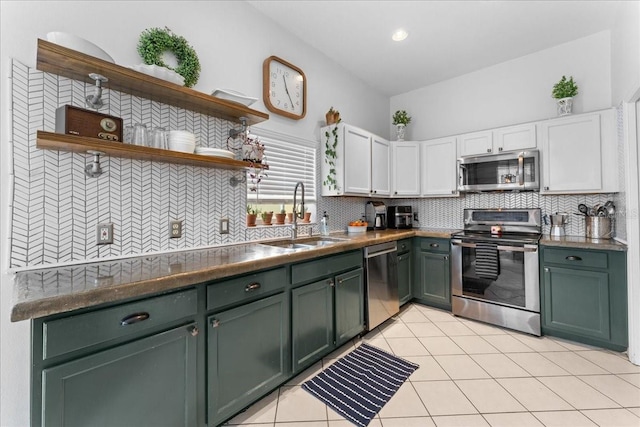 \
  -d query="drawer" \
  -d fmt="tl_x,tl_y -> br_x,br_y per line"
397,238 -> 413,254
418,237 -> 449,253
207,267 -> 286,311
543,248 -> 608,269
42,288 -> 197,360
292,250 -> 362,285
